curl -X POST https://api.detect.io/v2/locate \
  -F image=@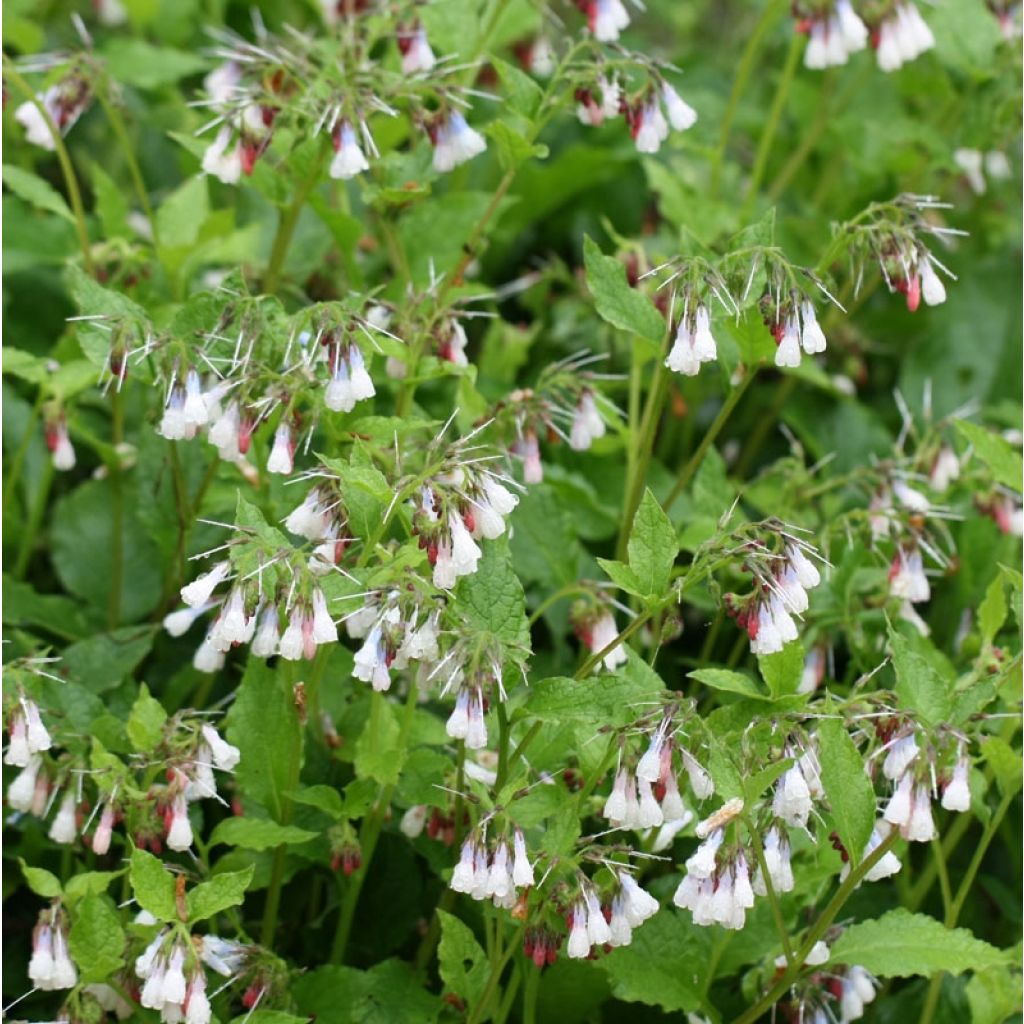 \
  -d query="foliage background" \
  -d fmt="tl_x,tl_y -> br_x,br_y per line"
2,0 -> 1022,1022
